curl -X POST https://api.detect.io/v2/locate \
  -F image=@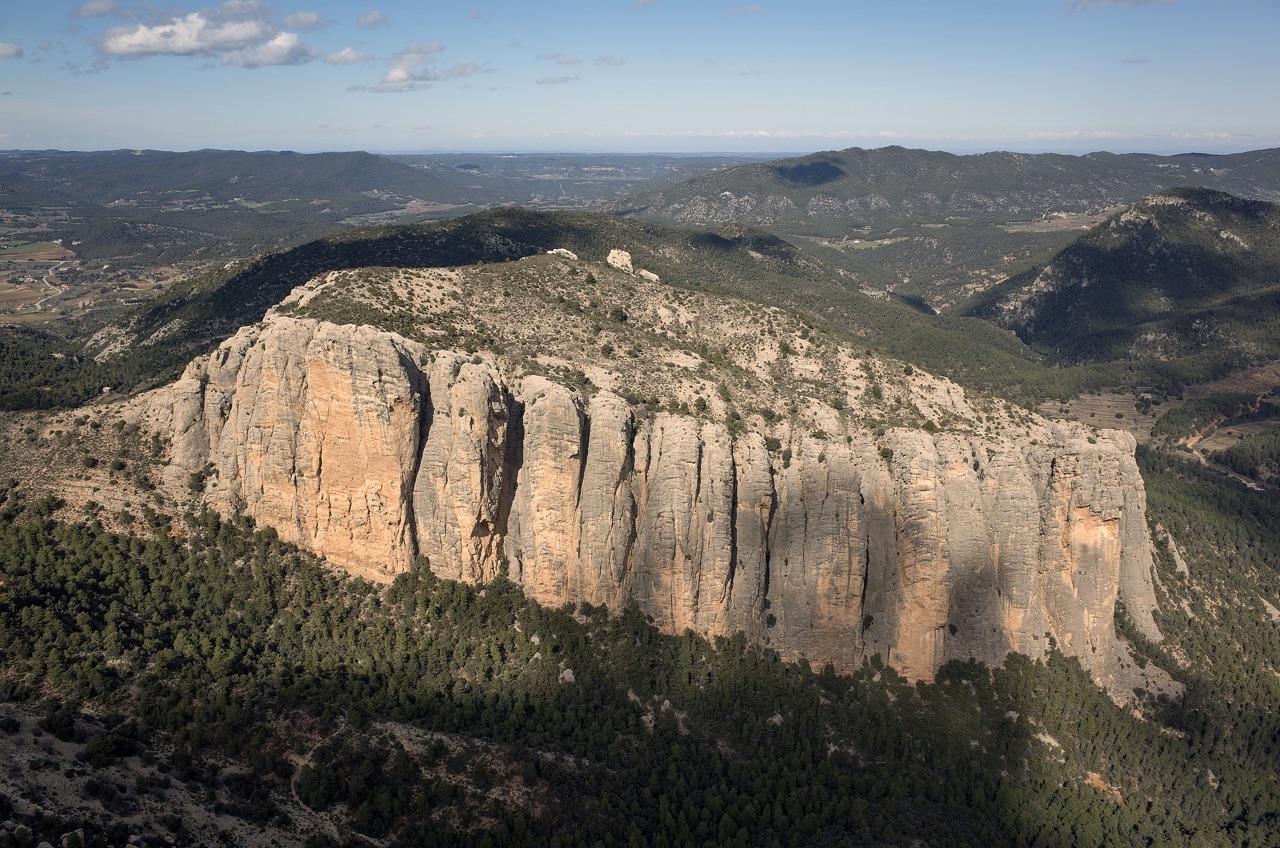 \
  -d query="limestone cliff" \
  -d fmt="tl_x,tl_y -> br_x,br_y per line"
140,254 -> 1164,691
